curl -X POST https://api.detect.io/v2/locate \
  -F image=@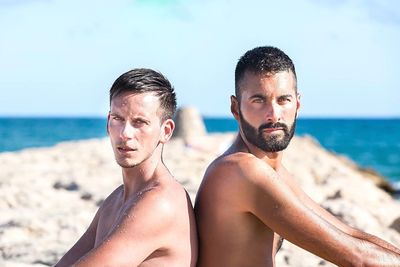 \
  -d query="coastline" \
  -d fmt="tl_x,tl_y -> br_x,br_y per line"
1,133 -> 400,266
2,117 -> 399,186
